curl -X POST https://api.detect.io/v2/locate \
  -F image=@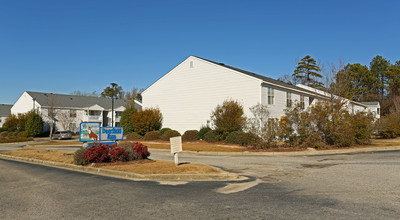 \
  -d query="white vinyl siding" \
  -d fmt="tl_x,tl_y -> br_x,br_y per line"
142,56 -> 262,133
